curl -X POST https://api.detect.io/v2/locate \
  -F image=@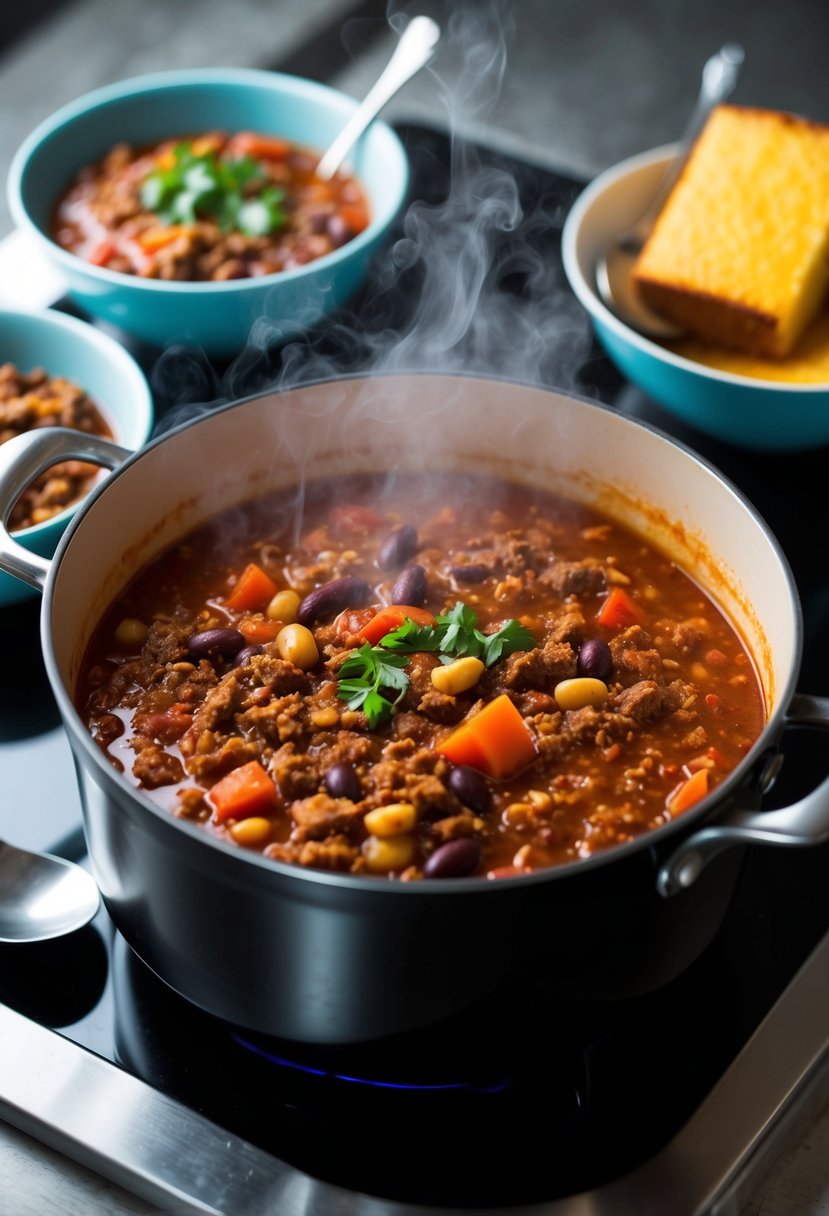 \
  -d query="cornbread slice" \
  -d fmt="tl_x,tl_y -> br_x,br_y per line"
633,105 -> 829,358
